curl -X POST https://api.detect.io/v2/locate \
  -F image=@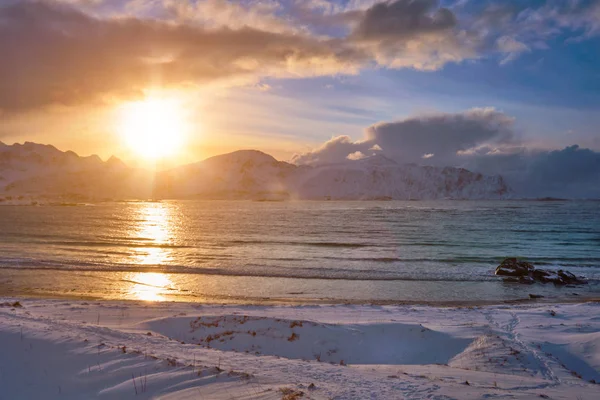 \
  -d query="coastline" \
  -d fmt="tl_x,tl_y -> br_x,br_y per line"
3,289 -> 600,308
1,267 -> 597,306
1,297 -> 599,399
